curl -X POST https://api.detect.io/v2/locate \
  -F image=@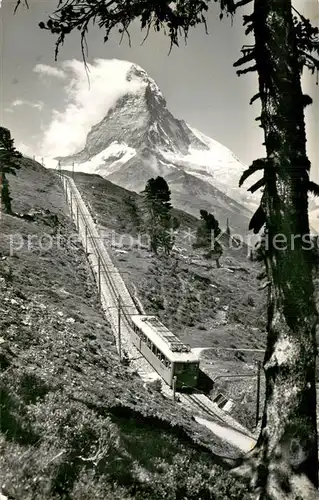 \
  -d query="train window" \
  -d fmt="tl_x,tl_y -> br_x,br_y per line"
189,363 -> 198,371
174,363 -> 184,373
163,358 -> 170,368
158,351 -> 165,362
